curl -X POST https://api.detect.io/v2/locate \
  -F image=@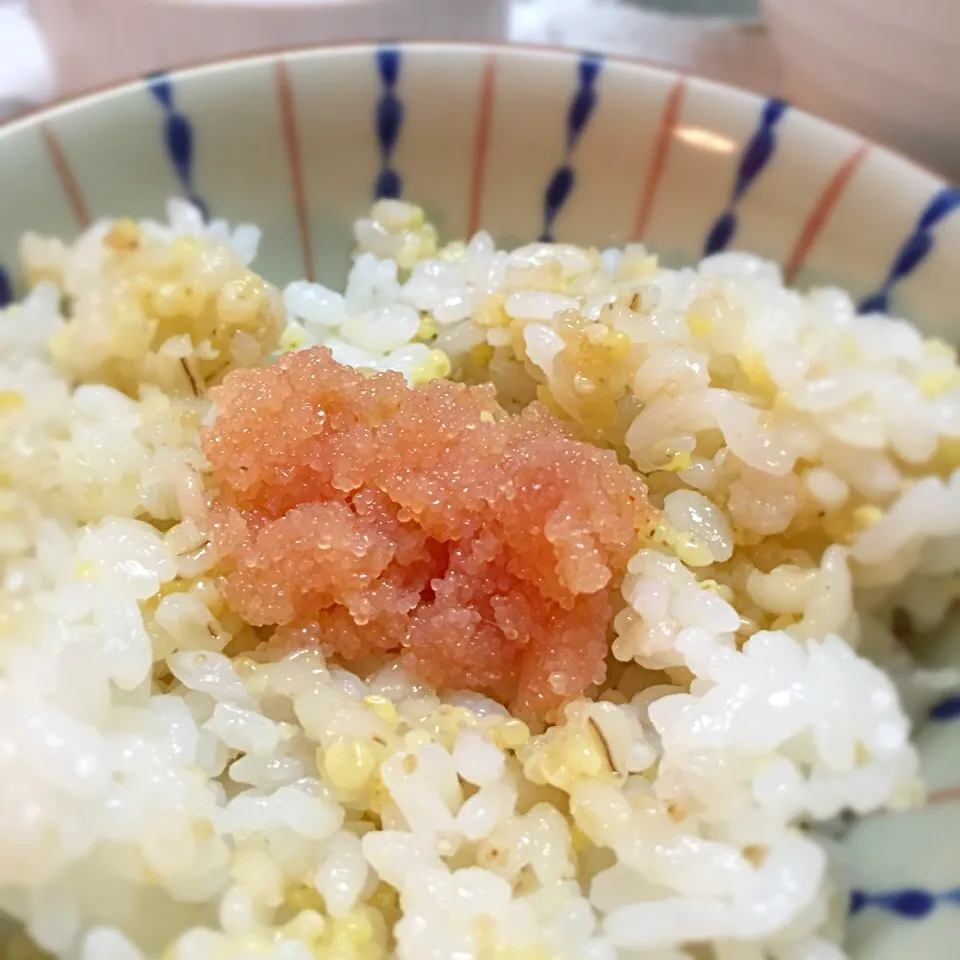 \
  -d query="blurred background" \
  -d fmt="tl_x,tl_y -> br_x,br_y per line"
0,0 -> 957,181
